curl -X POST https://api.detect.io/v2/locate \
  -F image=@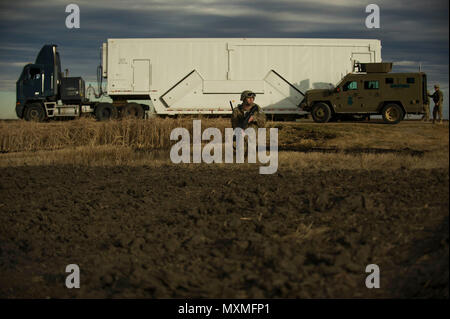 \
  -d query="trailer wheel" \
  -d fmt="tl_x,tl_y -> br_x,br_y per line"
381,104 -> 404,124
24,103 -> 45,122
95,103 -> 118,121
123,103 -> 144,119
311,102 -> 332,123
